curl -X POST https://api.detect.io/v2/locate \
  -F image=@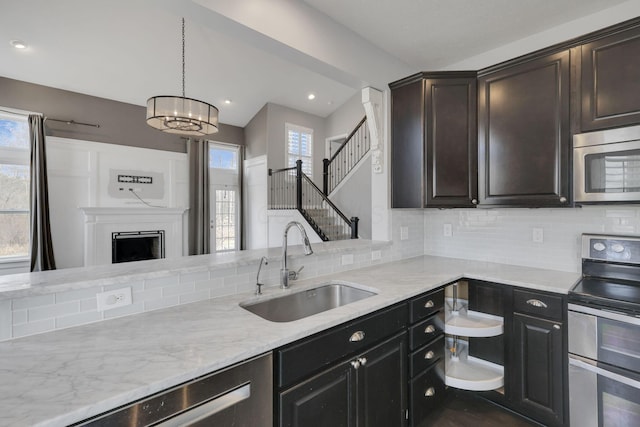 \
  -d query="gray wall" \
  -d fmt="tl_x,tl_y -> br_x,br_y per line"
0,76 -> 244,152
265,103 -> 326,186
324,92 -> 366,139
244,104 -> 268,159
